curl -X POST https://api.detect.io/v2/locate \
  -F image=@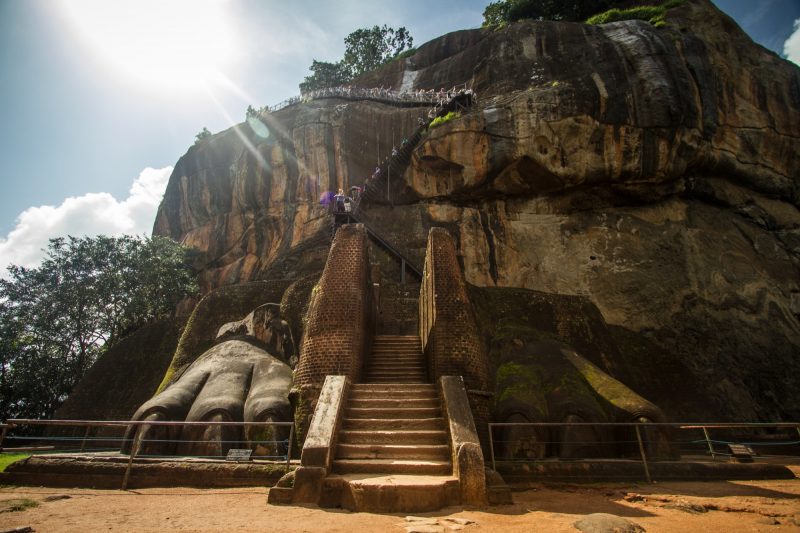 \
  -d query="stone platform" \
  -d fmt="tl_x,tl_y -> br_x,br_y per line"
0,453 -> 290,490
